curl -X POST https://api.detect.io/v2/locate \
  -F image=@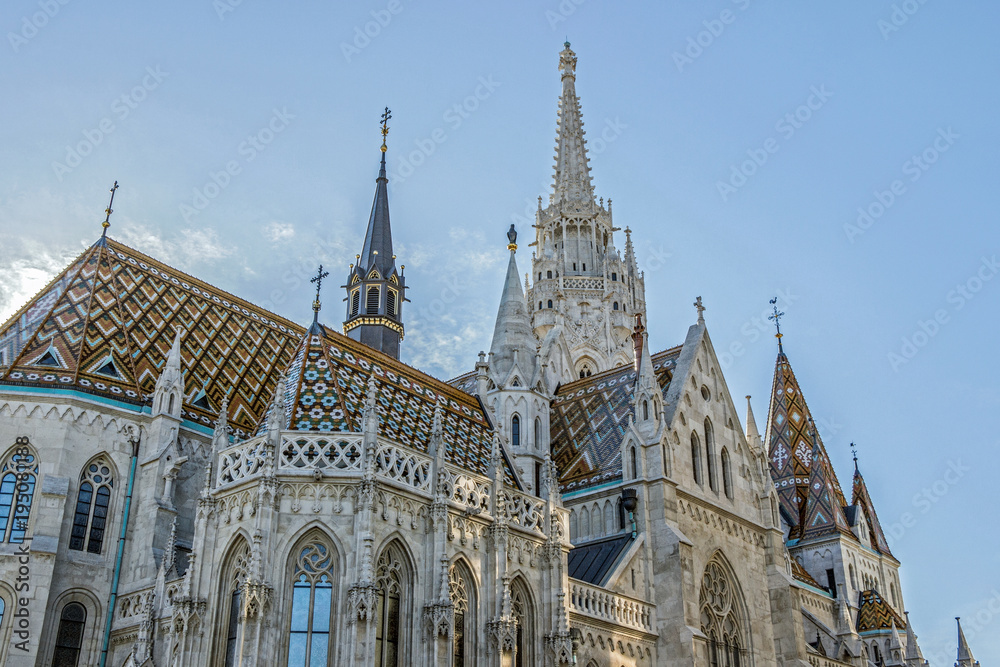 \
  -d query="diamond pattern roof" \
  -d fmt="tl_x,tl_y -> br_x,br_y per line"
856,589 -> 904,632
551,347 -> 681,492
